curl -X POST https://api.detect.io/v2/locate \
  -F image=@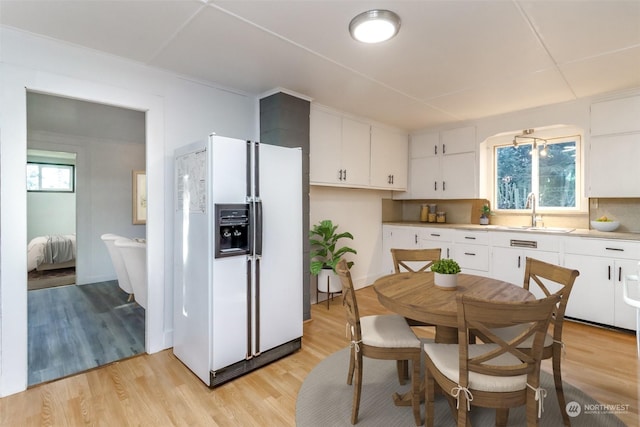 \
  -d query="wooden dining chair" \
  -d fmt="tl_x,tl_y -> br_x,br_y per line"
391,247 -> 442,274
423,293 -> 560,427
490,257 -> 580,426
336,259 -> 422,426
391,248 -> 442,331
